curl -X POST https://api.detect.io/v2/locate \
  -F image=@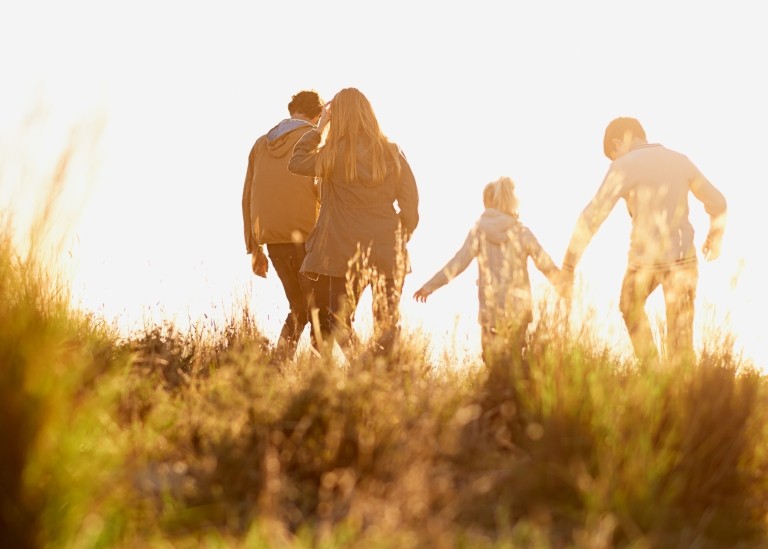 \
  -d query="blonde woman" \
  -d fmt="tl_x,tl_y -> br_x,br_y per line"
414,177 -> 562,368
288,88 -> 419,358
